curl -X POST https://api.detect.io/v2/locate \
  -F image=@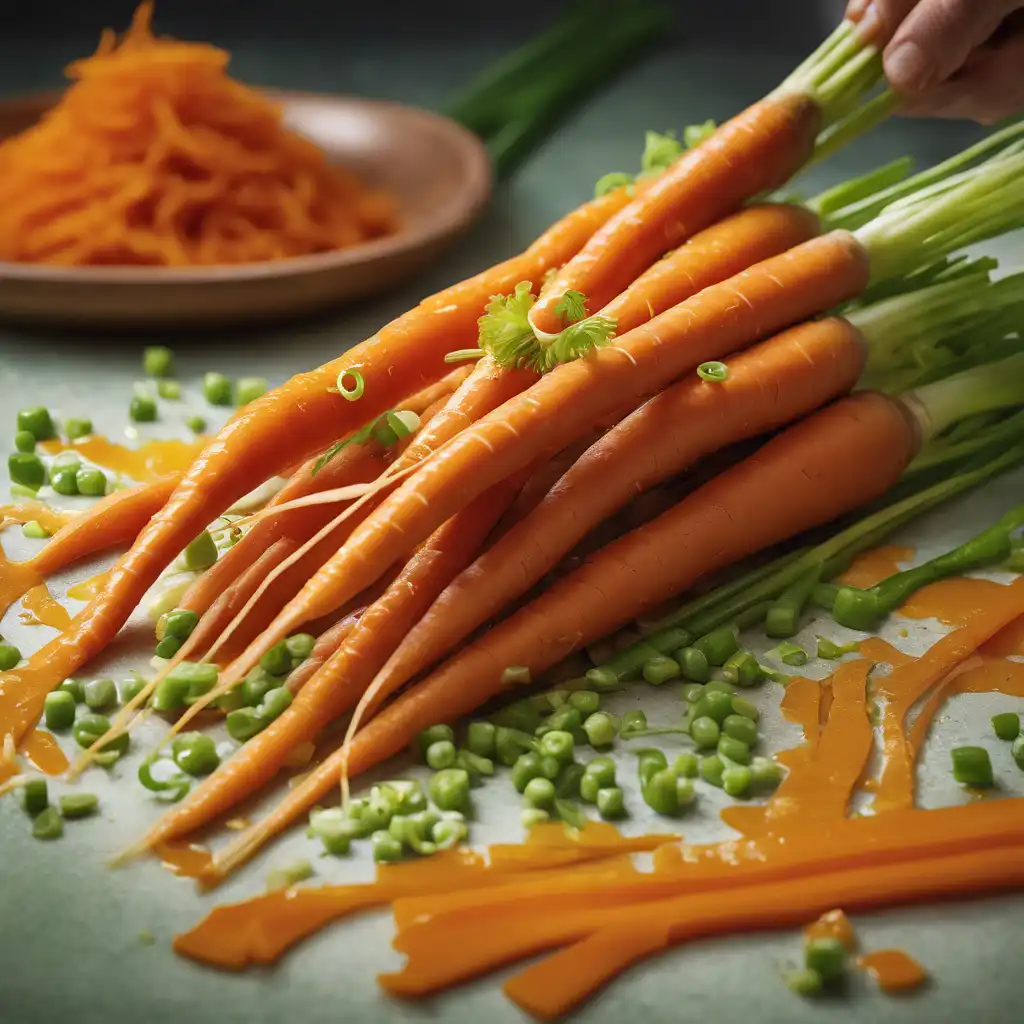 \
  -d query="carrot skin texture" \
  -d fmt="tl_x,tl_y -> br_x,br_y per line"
205,390 -> 912,862
370,316 -> 868,700
341,391 -> 916,778
141,477 -> 524,849
285,609 -> 364,694
0,189 -> 630,744
530,94 -> 822,335
236,231 -> 870,648
602,203 -> 821,332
